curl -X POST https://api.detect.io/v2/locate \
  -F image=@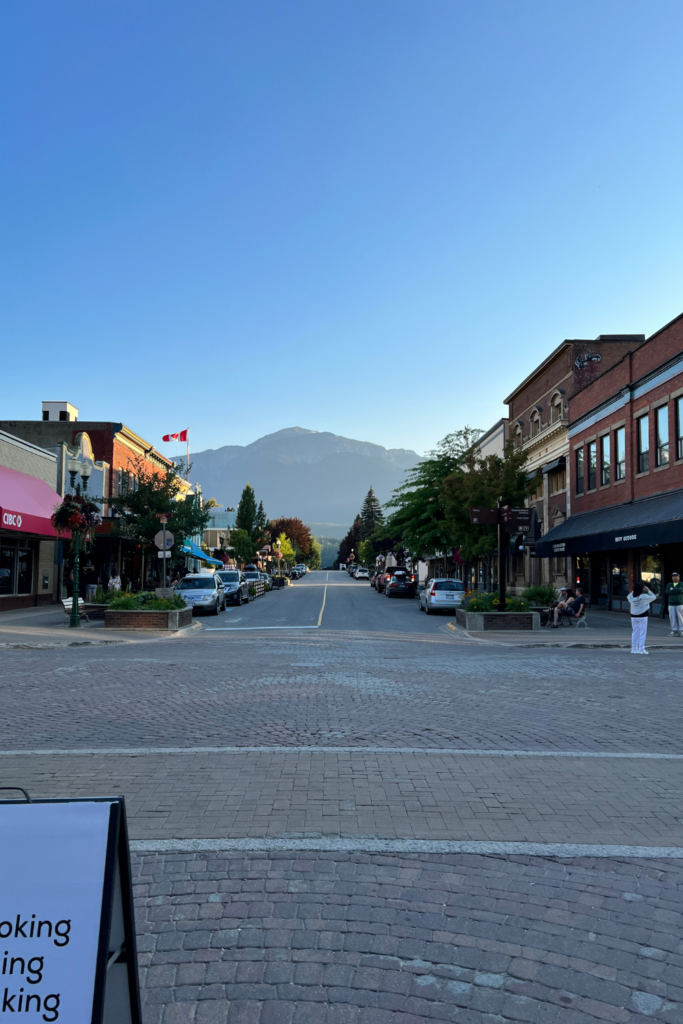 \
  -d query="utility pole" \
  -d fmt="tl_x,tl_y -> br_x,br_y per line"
497,499 -> 506,612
